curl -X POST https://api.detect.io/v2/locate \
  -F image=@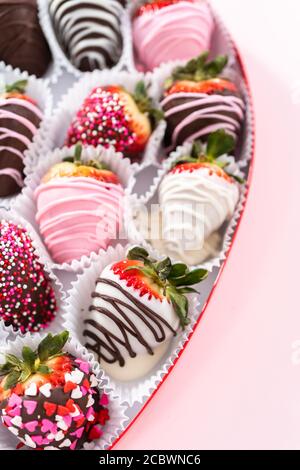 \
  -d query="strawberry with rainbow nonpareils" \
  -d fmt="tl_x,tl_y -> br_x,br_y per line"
34,145 -> 124,265
0,332 -> 110,450
65,81 -> 163,161
0,79 -> 43,197
157,130 -> 243,265
83,246 -> 208,382
161,52 -> 245,151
